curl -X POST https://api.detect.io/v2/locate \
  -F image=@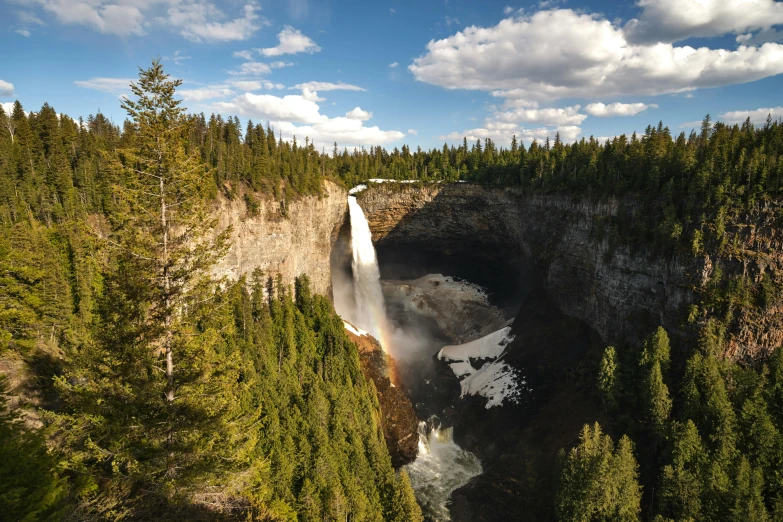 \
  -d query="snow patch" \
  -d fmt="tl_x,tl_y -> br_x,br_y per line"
438,326 -> 523,409
438,326 -> 514,361
343,321 -> 368,337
